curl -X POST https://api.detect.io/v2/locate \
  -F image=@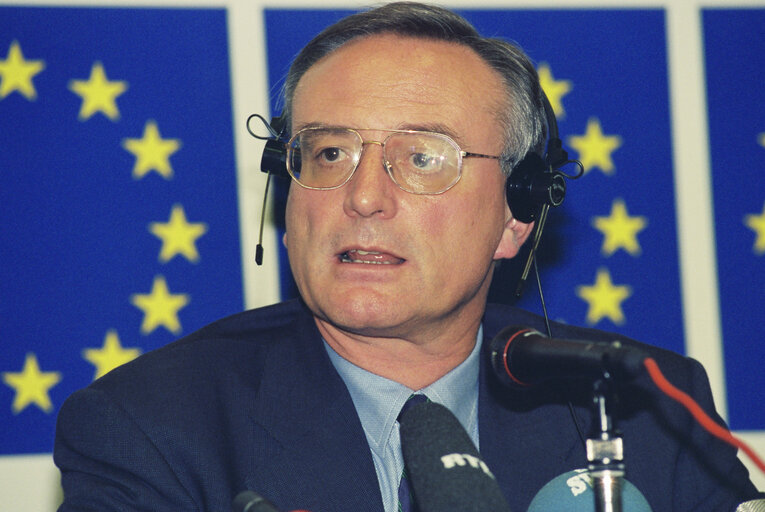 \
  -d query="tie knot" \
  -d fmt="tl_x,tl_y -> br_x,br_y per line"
398,394 -> 429,423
